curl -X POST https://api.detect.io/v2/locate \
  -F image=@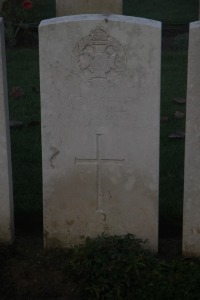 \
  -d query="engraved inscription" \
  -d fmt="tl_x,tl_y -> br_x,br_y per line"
66,103 -> 128,124
72,27 -> 127,81
65,94 -> 132,125
75,134 -> 125,211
